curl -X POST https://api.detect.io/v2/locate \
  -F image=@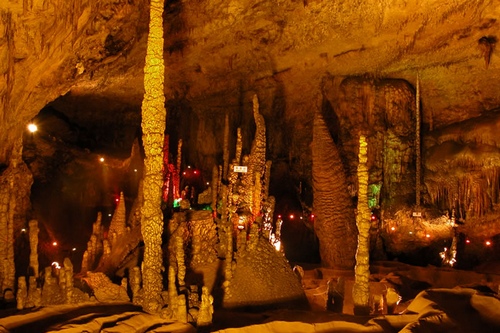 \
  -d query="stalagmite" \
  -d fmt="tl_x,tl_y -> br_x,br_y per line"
352,135 -> 371,315
223,113 -> 230,180
108,192 -> 126,247
16,276 -> 27,310
263,160 -> 272,199
175,232 -> 186,287
211,165 -> 218,212
415,73 -> 421,207
235,128 -> 242,166
197,286 -> 214,327
0,139 -> 32,298
176,139 -> 182,198
243,95 -> 267,210
26,275 -> 41,308
28,219 -> 39,277
63,258 -> 73,304
130,266 -> 142,305
140,0 -> 167,313
312,109 -> 357,269
252,171 -> 262,216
